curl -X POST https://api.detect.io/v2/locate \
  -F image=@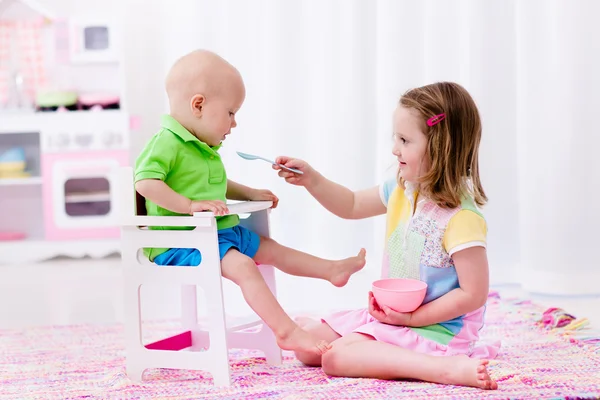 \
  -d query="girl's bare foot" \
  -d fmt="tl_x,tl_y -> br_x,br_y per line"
443,355 -> 498,390
330,249 -> 367,287
277,326 -> 331,355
